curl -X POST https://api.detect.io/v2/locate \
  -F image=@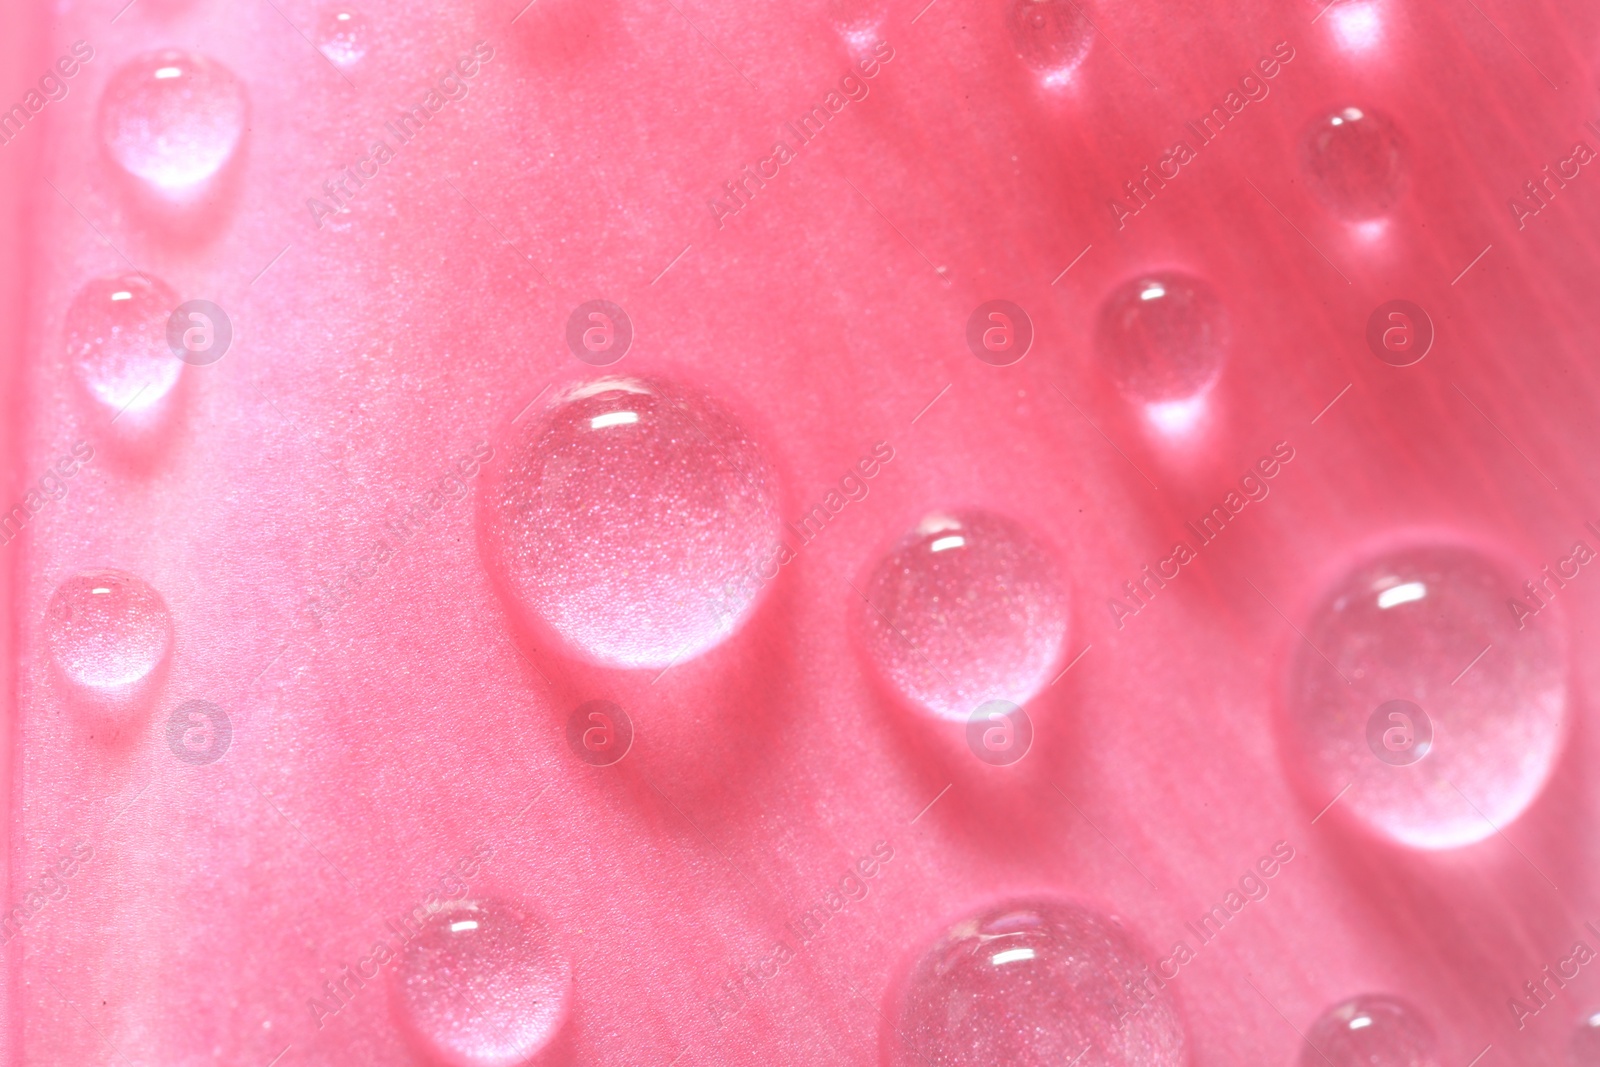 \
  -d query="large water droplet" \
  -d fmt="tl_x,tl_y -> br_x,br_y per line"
484,378 -> 782,670
1095,272 -> 1228,409
1301,995 -> 1439,1067
46,571 -> 173,710
316,8 -> 369,67
393,899 -> 572,1067
1005,0 -> 1093,85
886,898 -> 1186,1067
65,274 -> 183,422
99,51 -> 248,206
860,510 -> 1069,722
1284,540 -> 1567,849
1302,107 -> 1406,221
